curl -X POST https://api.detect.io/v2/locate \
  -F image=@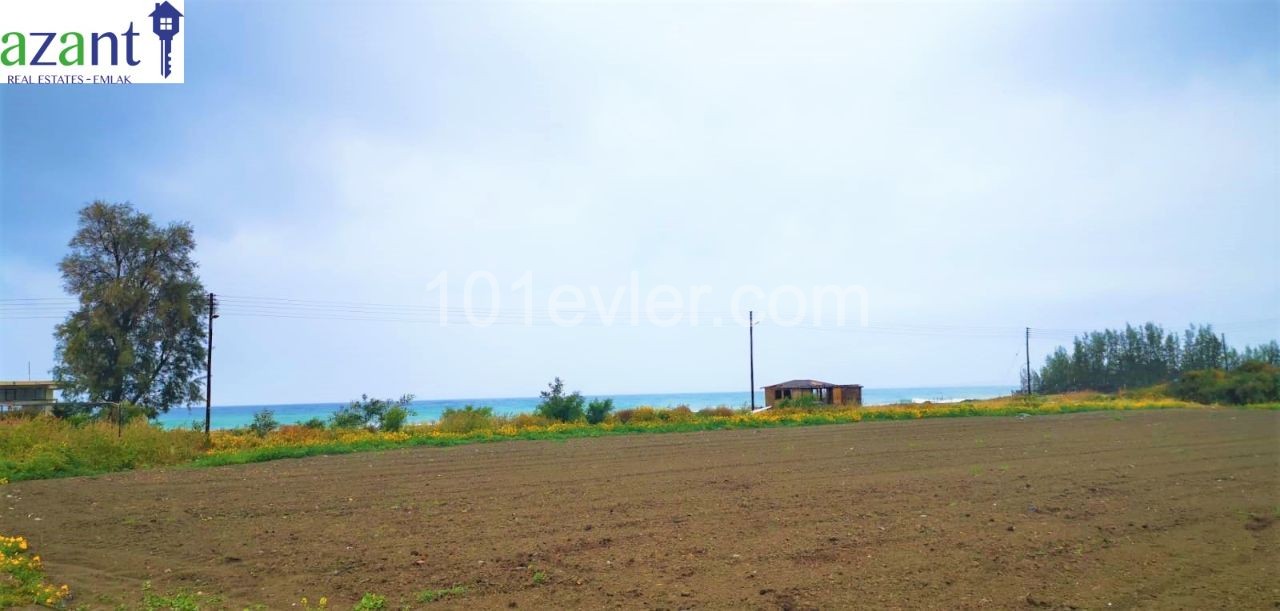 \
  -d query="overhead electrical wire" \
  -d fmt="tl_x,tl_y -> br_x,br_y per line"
2,296 -> 1277,338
